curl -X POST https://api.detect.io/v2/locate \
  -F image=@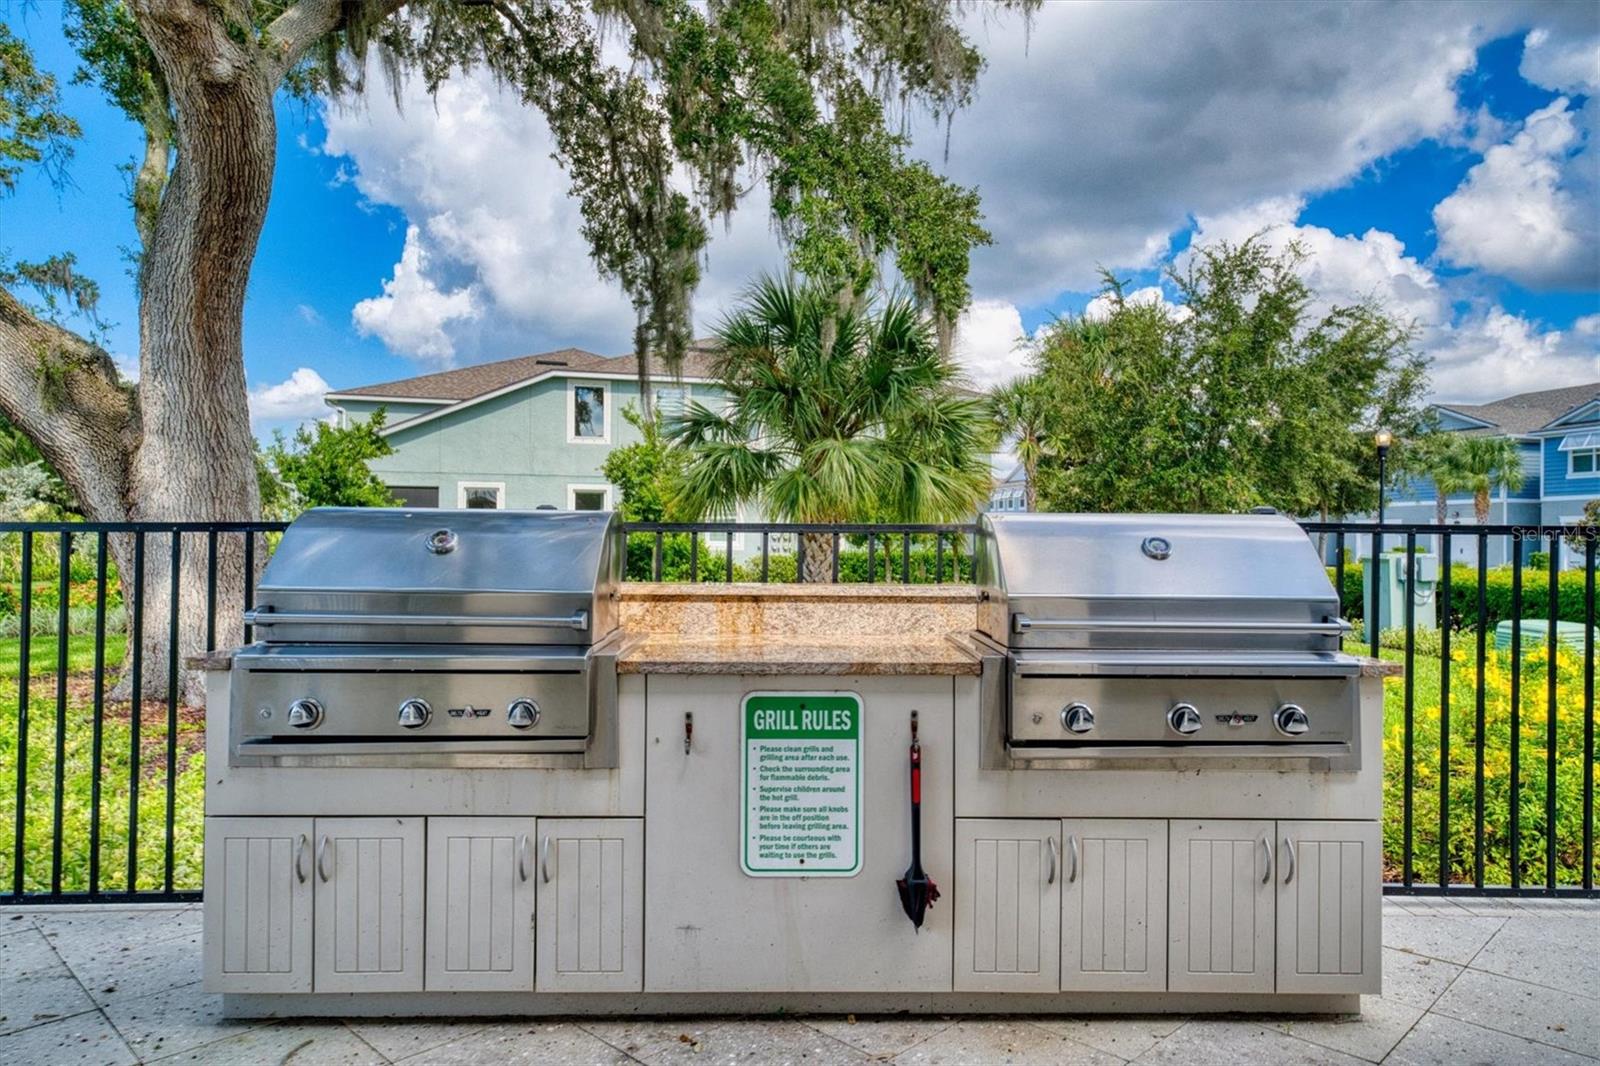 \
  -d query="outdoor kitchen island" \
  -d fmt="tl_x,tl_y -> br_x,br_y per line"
201,510 -> 1389,1018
